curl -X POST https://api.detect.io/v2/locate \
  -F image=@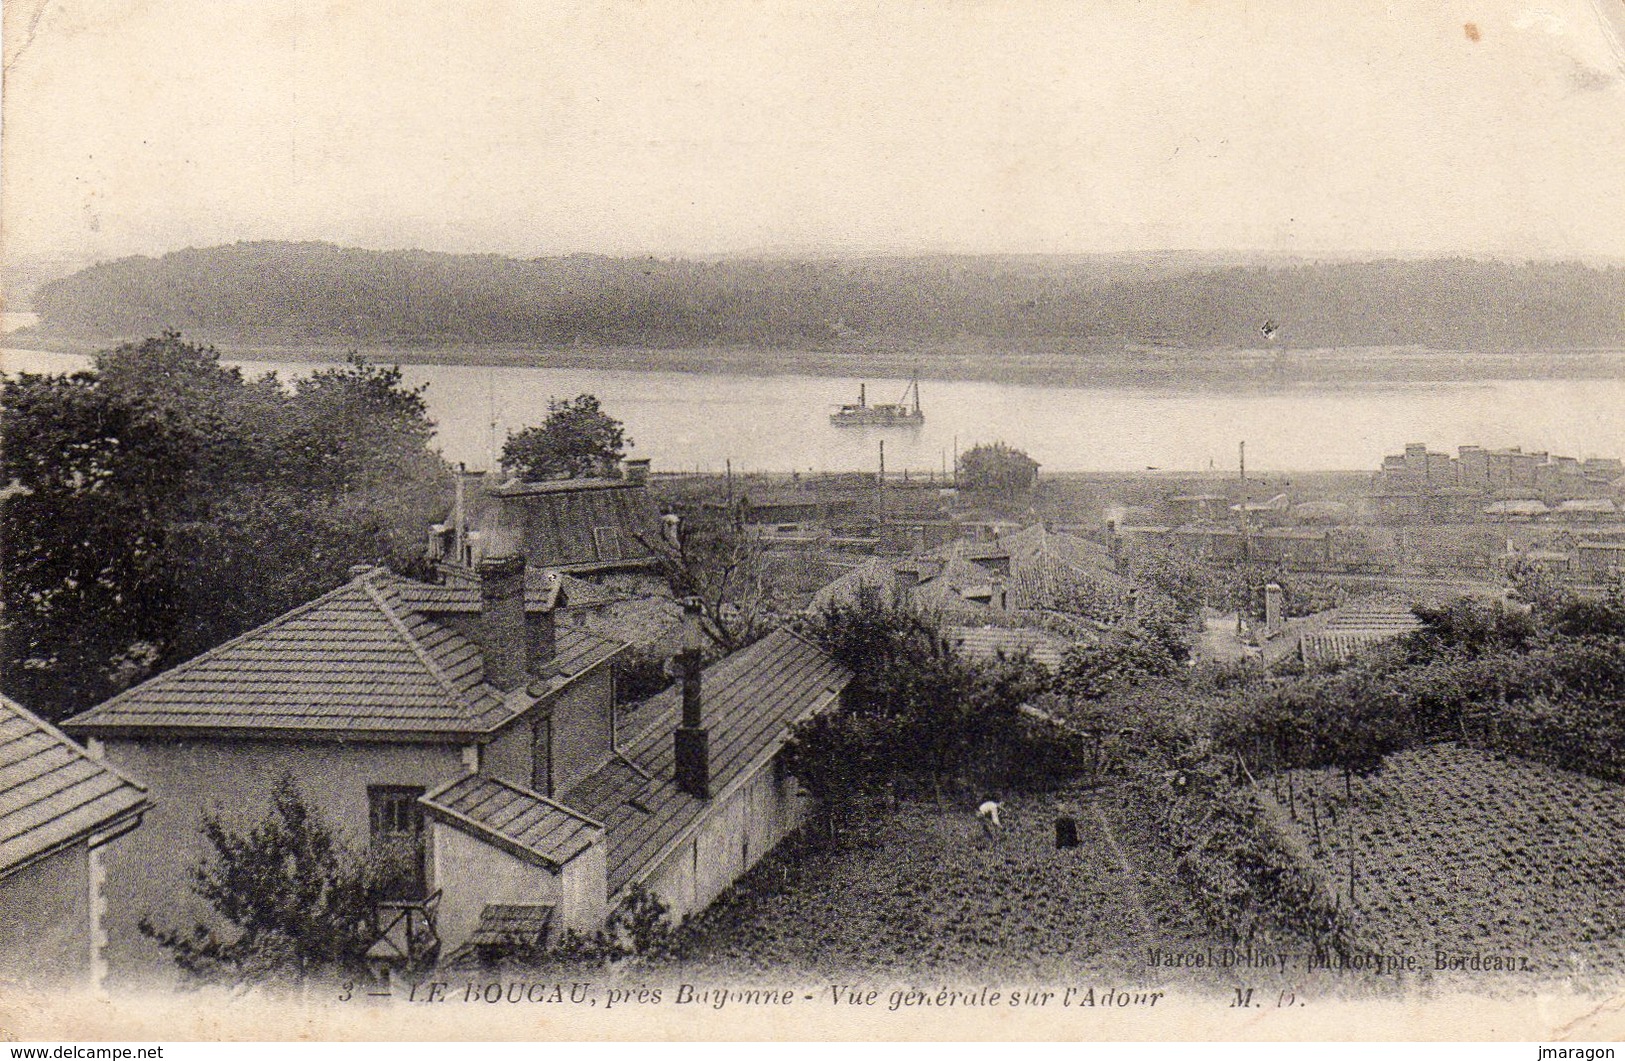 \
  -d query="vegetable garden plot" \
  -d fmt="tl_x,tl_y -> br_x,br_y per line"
1265,743 -> 1625,980
679,791 -> 1227,983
